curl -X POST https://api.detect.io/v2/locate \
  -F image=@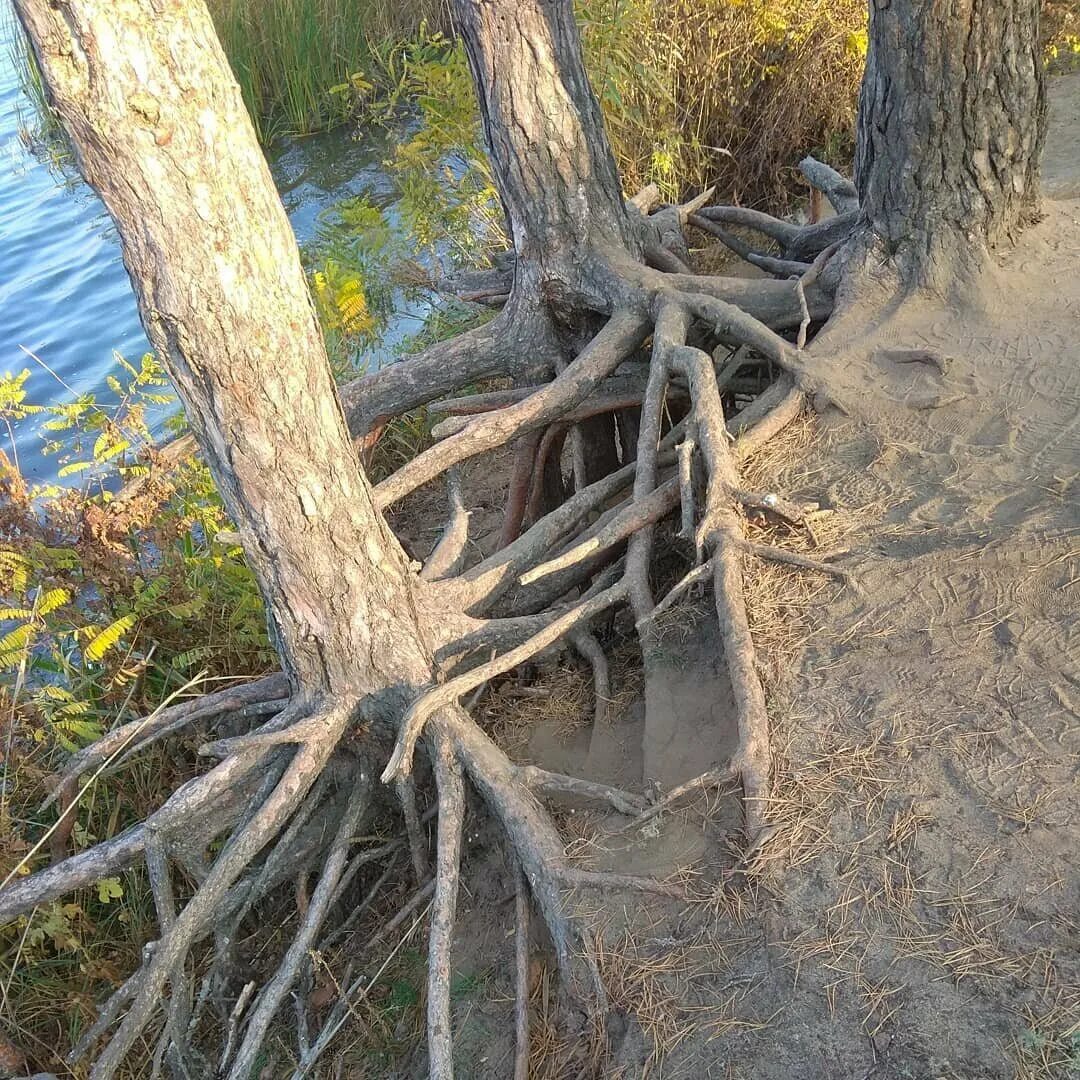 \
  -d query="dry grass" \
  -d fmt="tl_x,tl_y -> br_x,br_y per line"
1012,992 -> 1080,1080
591,921 -> 770,1071
480,637 -> 643,761
584,0 -> 867,204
